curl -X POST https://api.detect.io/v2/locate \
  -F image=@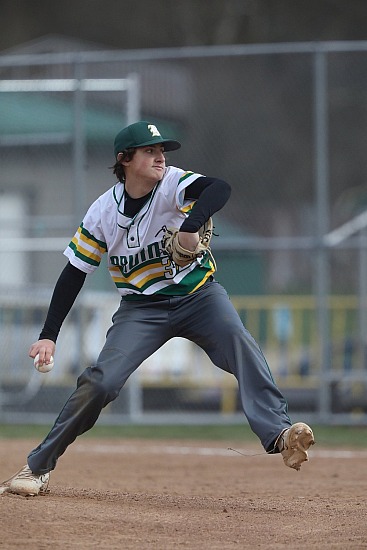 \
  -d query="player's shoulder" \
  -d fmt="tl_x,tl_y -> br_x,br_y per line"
162,166 -> 202,185
163,165 -> 185,180
83,183 -> 122,224
89,183 -> 122,208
